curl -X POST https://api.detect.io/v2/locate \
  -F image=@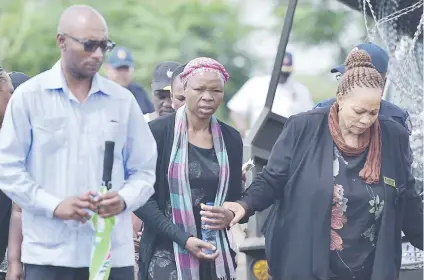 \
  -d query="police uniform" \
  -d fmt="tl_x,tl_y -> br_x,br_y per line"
107,46 -> 155,115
